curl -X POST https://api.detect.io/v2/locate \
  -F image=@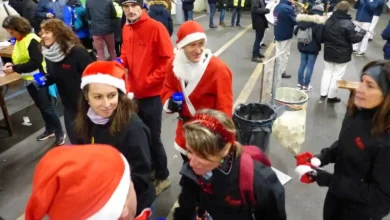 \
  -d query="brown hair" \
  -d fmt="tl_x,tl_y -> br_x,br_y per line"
75,85 -> 138,142
40,19 -> 82,54
2,16 -> 32,36
183,109 -> 242,161
348,60 -> 390,136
